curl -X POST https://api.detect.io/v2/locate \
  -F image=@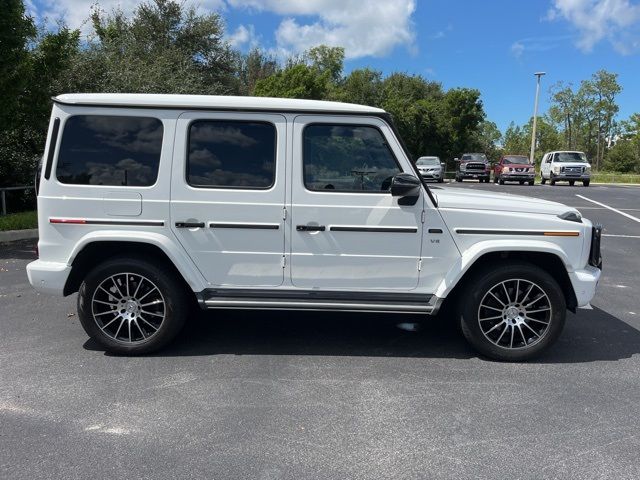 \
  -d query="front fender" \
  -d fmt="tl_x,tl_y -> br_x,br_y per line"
434,239 -> 572,298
